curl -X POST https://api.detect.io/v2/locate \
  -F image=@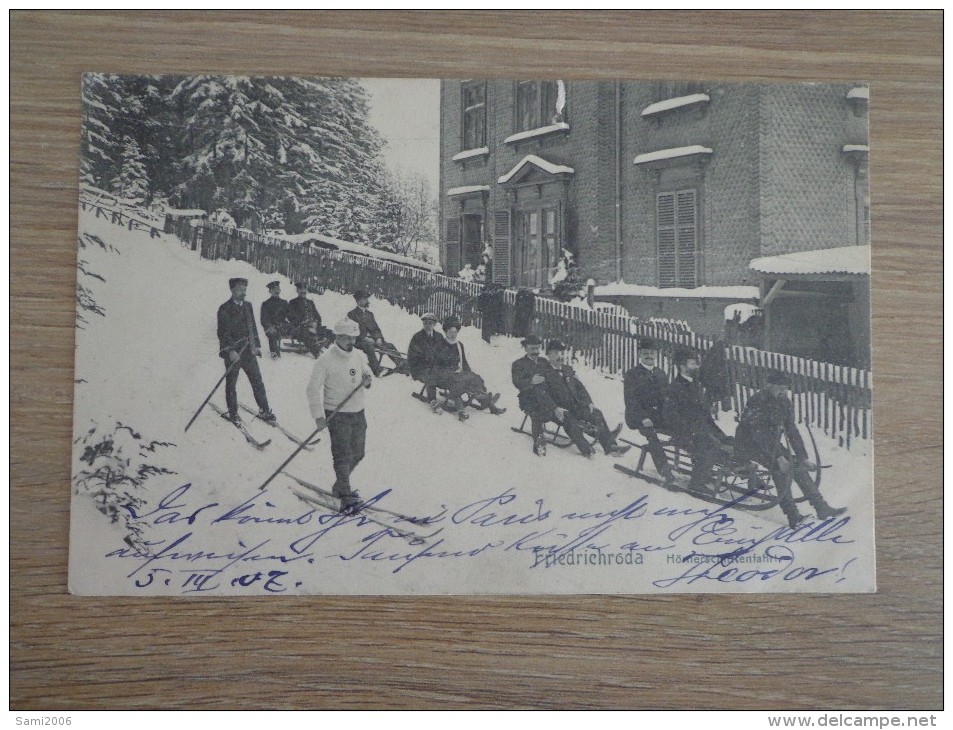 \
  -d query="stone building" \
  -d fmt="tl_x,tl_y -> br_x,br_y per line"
438,80 -> 870,364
